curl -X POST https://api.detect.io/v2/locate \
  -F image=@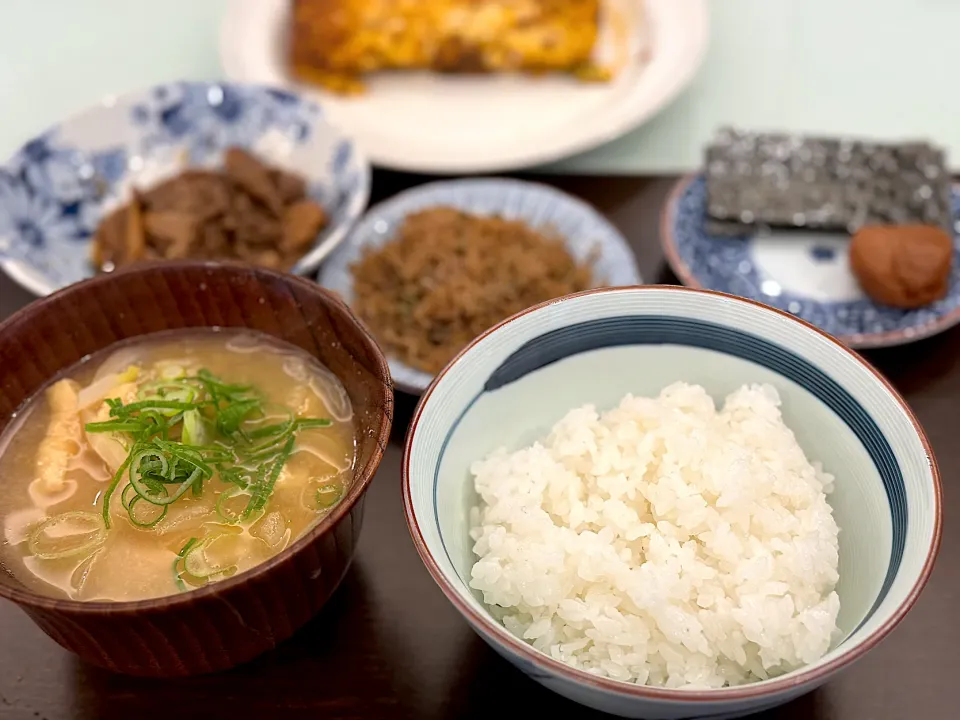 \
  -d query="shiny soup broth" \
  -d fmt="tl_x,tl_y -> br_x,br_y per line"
0,330 -> 355,601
